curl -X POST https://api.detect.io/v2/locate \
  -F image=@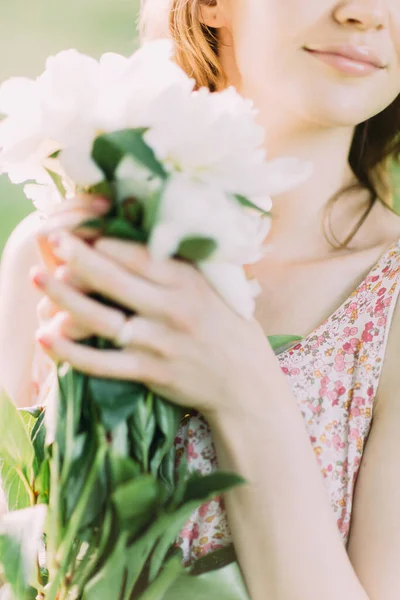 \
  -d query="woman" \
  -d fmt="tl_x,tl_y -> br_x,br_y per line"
1,0 -> 400,598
